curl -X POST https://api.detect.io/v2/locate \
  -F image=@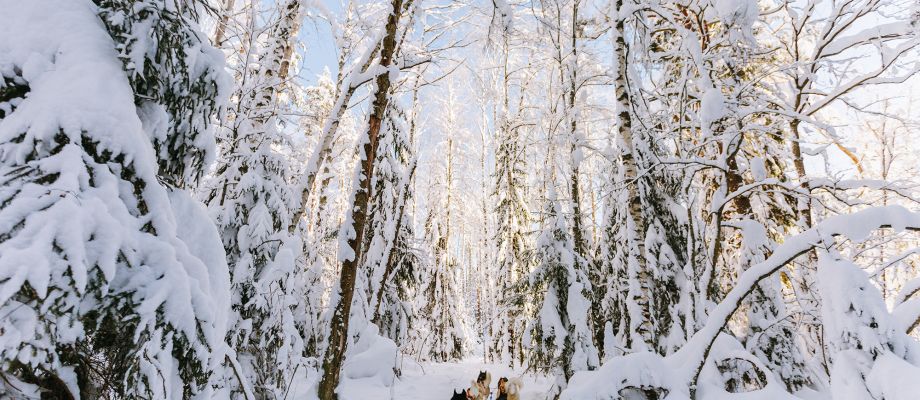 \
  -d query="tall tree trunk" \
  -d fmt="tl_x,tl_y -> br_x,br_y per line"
614,0 -> 652,350
568,2 -> 587,260
789,119 -> 812,227
444,135 -> 454,268
317,1 -> 402,398
500,33 -> 516,366
370,80 -> 420,324
478,105 -> 491,362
